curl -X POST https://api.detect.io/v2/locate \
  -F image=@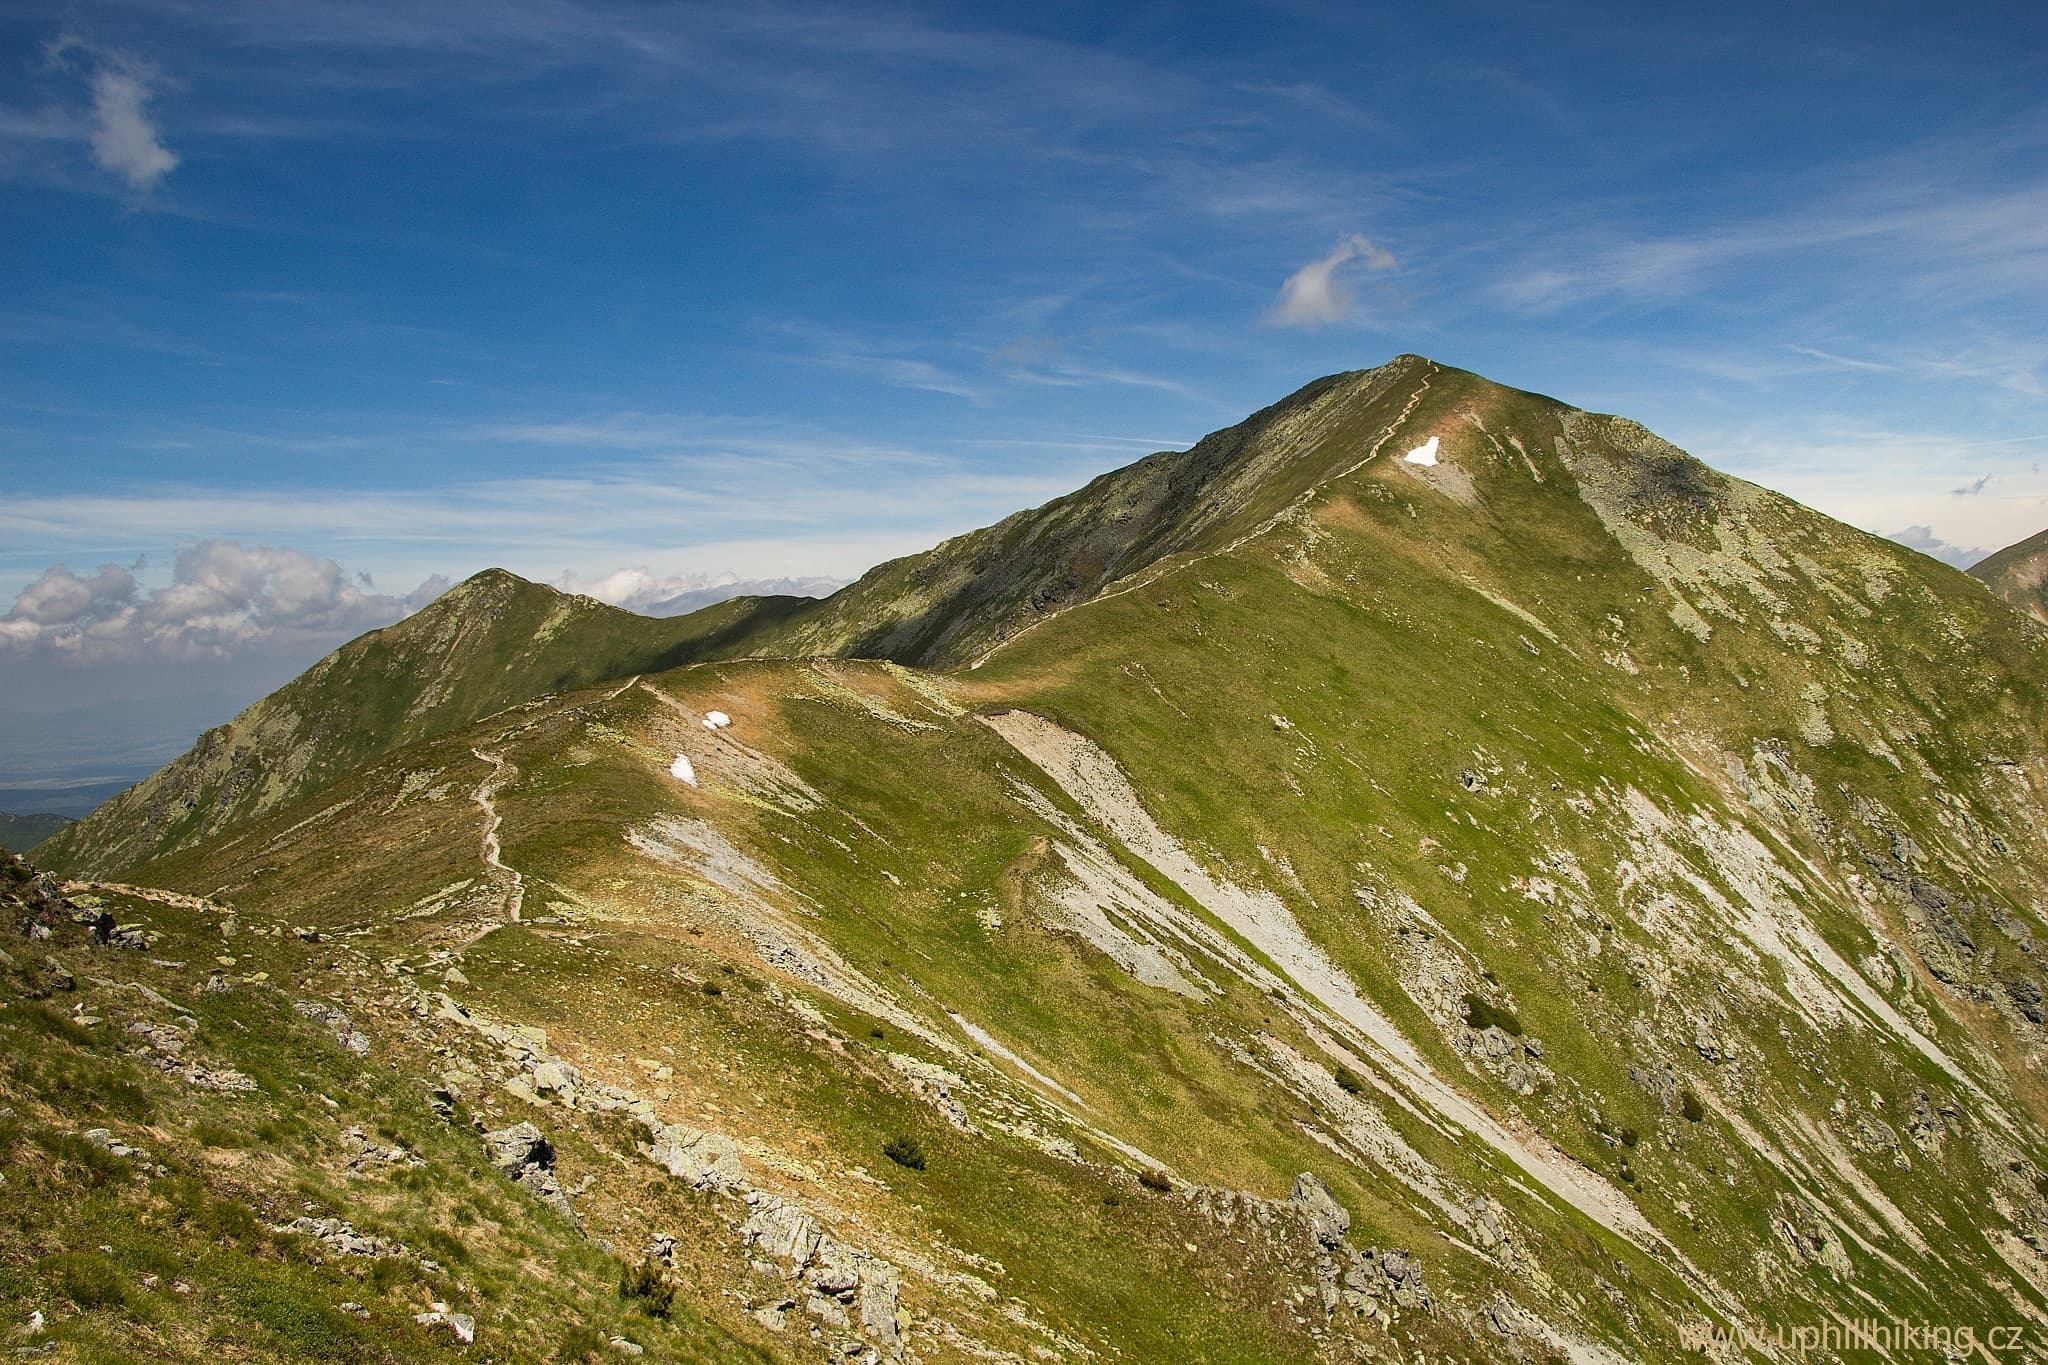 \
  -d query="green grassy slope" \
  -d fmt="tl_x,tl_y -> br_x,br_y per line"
0,859 -> 775,1363
25,356 -> 2048,1360
36,570 -> 810,878
2,812 -> 71,852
